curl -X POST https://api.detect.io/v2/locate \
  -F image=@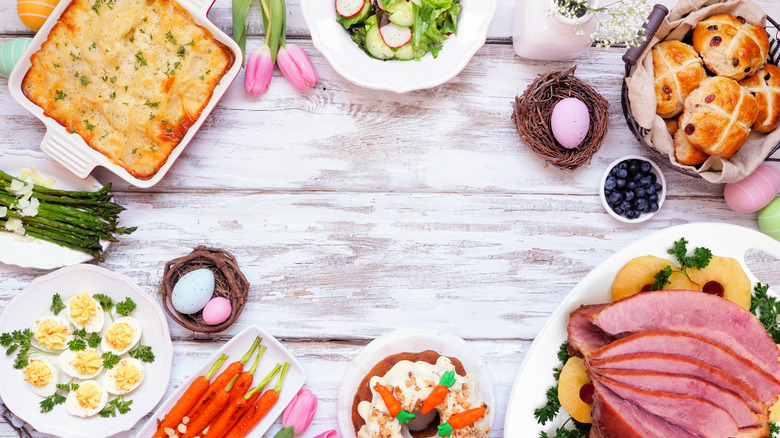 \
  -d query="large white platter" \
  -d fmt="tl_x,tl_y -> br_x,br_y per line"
0,264 -> 174,438
504,222 -> 780,436
135,324 -> 307,438
337,327 -> 496,438
0,150 -> 107,270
